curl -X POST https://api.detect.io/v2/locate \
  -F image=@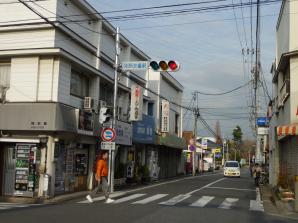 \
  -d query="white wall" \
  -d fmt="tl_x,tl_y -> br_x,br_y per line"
0,29 -> 55,51
276,0 -> 290,63
0,0 -> 56,25
290,57 -> 298,123
6,56 -> 61,103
